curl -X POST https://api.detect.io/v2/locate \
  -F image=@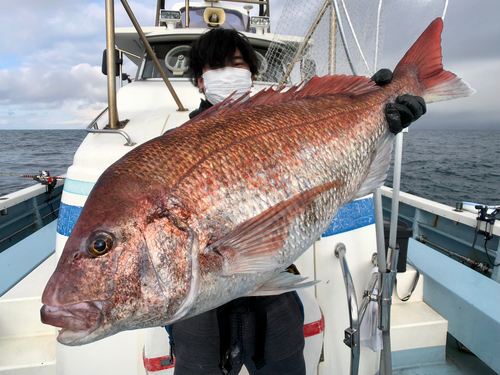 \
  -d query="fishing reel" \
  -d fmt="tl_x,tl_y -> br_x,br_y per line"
475,204 -> 499,242
34,170 -> 57,193
474,204 -> 500,267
